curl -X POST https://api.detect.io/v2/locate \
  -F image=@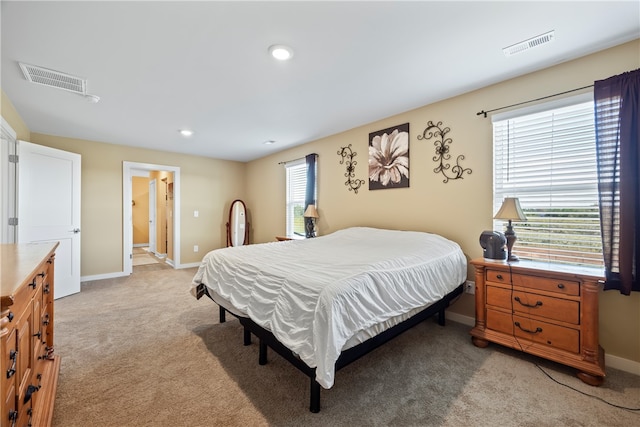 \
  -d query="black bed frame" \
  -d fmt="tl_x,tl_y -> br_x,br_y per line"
204,283 -> 464,413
